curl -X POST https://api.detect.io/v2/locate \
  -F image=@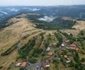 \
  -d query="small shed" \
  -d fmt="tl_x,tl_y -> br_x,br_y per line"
15,63 -> 21,67
66,58 -> 71,63
61,43 -> 65,47
46,47 -> 50,51
46,65 -> 50,67
21,62 -> 27,67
